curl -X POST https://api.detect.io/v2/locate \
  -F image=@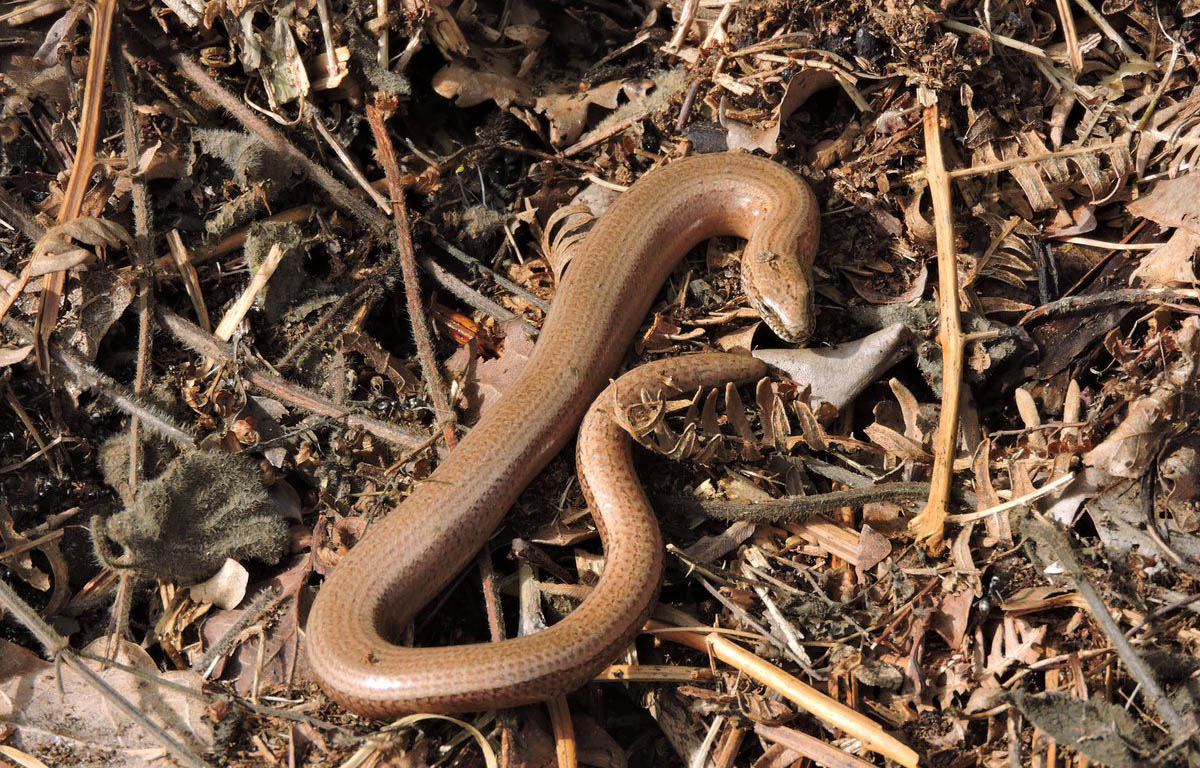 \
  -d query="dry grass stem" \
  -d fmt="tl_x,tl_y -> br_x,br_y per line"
908,99 -> 963,548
